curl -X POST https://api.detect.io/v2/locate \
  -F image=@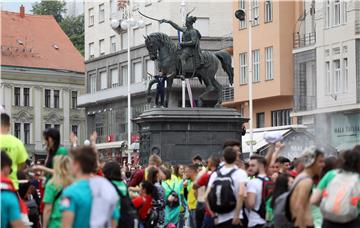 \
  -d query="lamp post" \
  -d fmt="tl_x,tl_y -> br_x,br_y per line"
111,0 -> 145,164
235,4 -> 254,156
